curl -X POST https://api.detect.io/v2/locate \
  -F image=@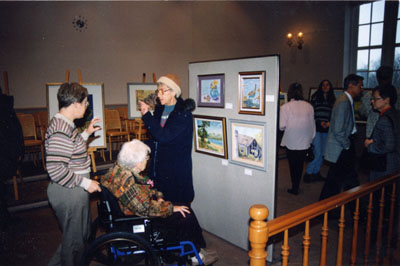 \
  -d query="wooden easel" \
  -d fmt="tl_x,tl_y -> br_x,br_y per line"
3,71 -> 9,95
65,69 -> 98,174
141,72 -> 157,83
